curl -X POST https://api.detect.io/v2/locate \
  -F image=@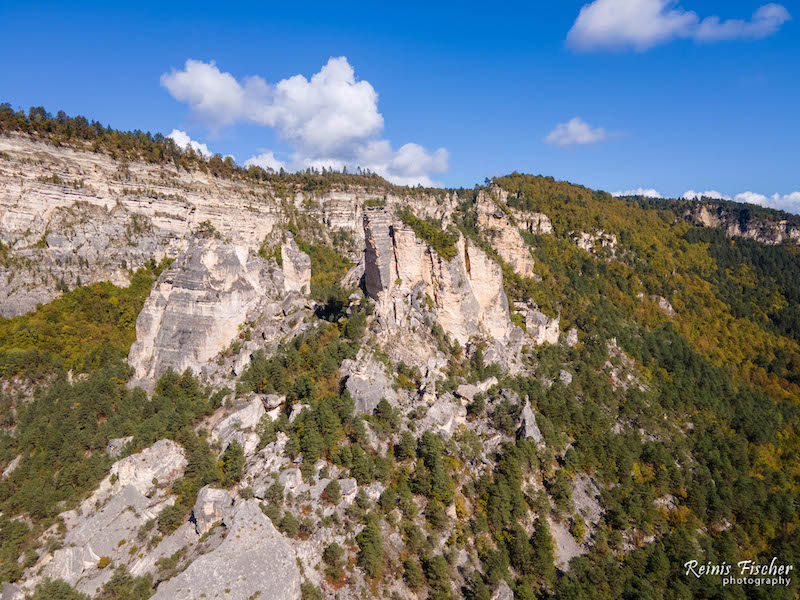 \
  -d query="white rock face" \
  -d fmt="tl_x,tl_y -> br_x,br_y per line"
22,441 -> 186,595
211,397 -> 266,455
110,439 -> 187,495
650,295 -> 676,317
152,500 -> 301,600
340,349 -> 398,414
0,135 -> 285,317
475,189 -> 536,278
525,309 -> 560,345
363,207 -> 512,346
574,230 -> 618,255
281,234 -> 311,295
518,403 -> 543,444
511,209 -> 554,236
105,436 -> 133,458
2,455 -> 21,478
690,204 -> 800,246
128,238 -> 283,380
192,486 -> 234,535
419,395 -> 467,438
